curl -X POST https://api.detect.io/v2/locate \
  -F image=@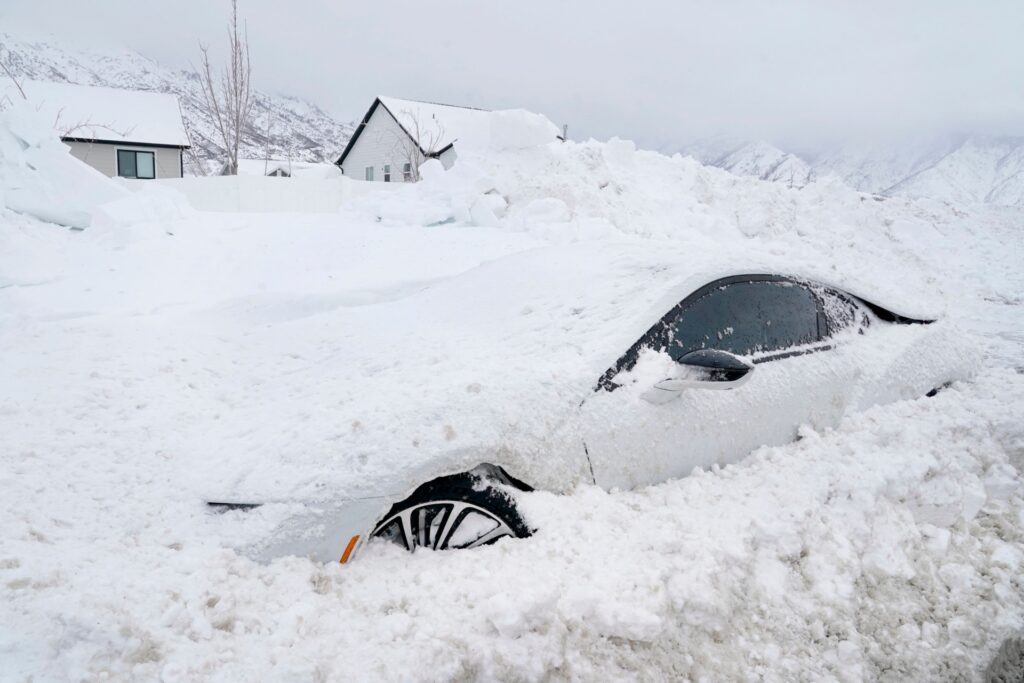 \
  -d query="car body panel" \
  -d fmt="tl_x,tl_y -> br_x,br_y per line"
579,336 -> 861,490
